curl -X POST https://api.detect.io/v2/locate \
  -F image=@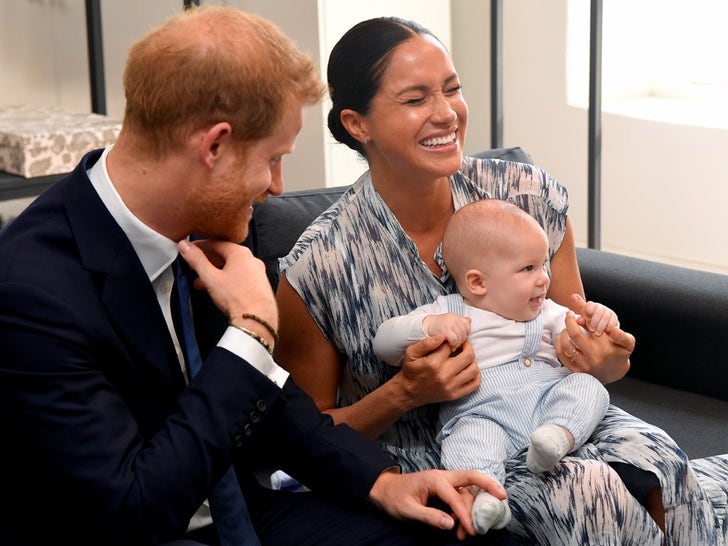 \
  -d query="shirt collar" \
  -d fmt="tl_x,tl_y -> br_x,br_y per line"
87,146 -> 179,282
